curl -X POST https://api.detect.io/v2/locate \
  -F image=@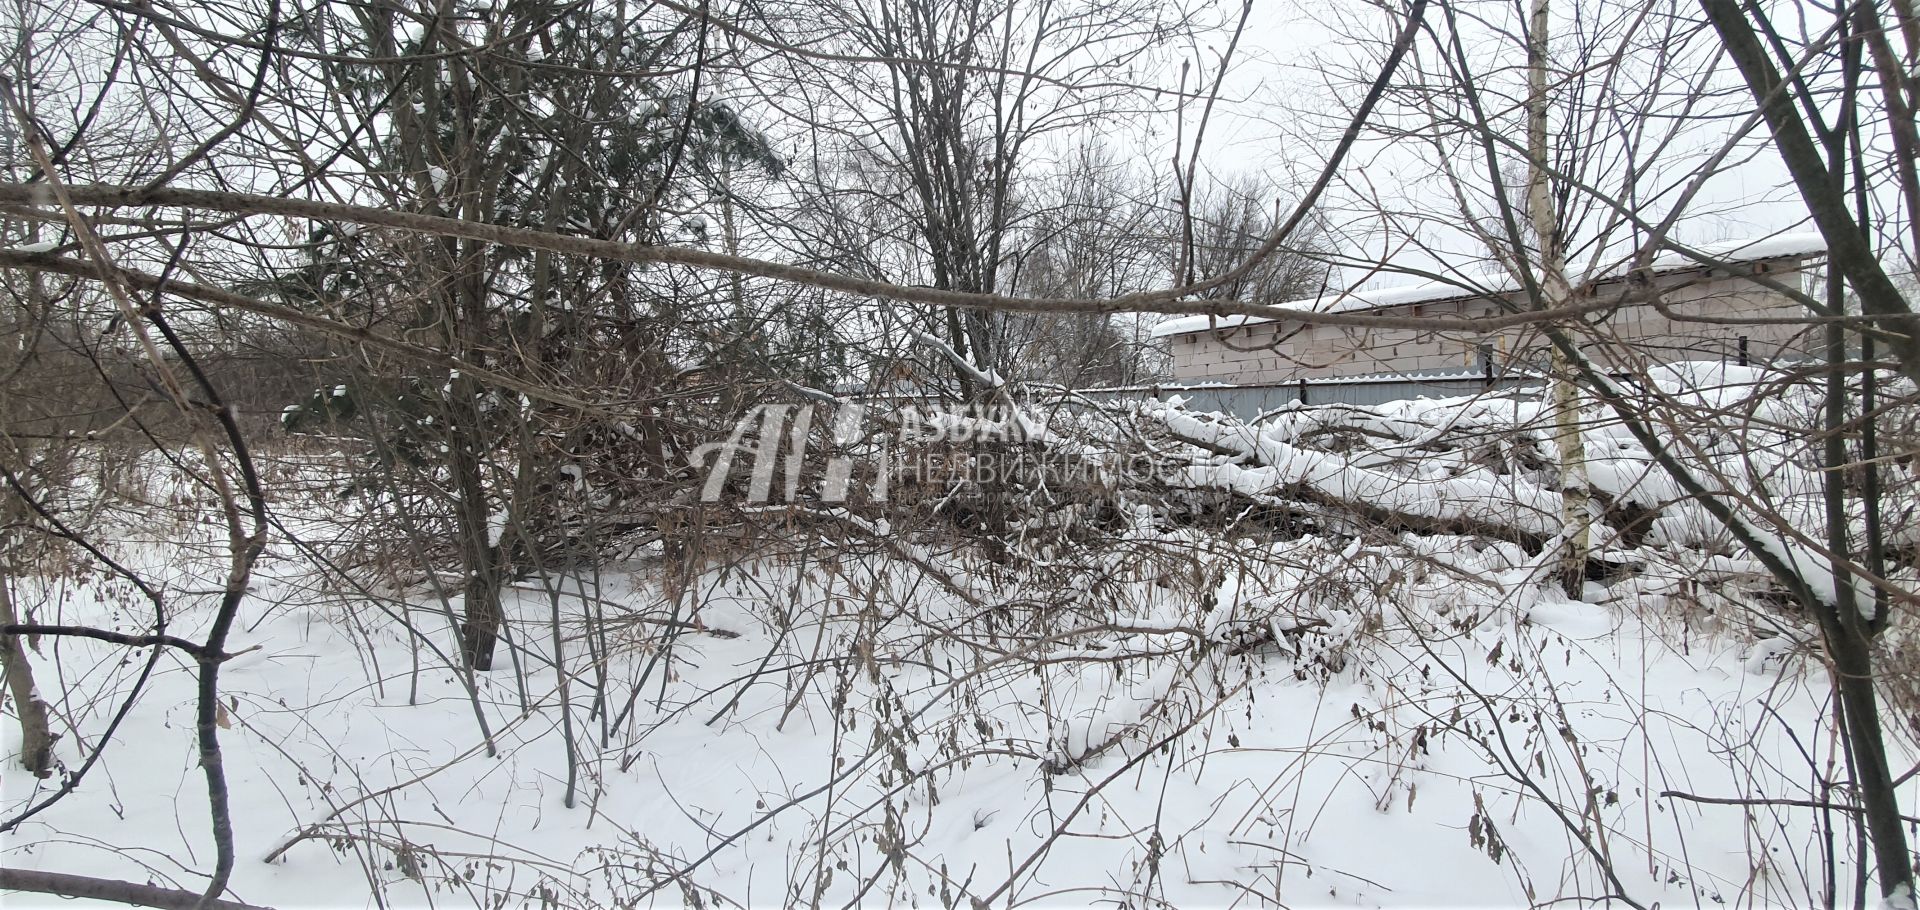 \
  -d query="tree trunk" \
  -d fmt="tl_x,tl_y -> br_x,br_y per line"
1524,0 -> 1591,592
0,566 -> 53,778
1823,232 -> 1915,900
452,433 -> 503,671
450,367 -> 504,672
